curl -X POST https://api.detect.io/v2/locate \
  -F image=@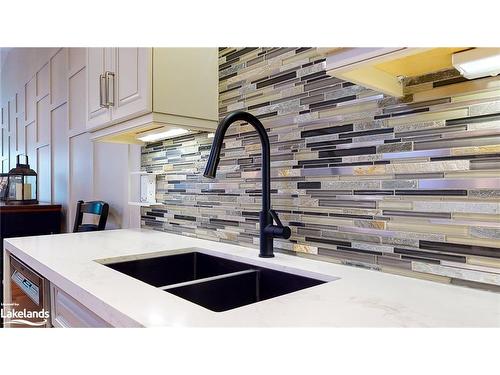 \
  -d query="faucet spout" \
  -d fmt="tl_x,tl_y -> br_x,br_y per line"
203,111 -> 290,258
